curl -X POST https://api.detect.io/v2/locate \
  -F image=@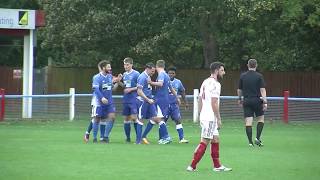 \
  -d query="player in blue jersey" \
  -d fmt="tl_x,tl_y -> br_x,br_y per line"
83,60 -> 121,143
166,66 -> 189,143
83,64 -> 103,143
136,62 -> 172,144
118,57 -> 140,142
141,60 -> 177,144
